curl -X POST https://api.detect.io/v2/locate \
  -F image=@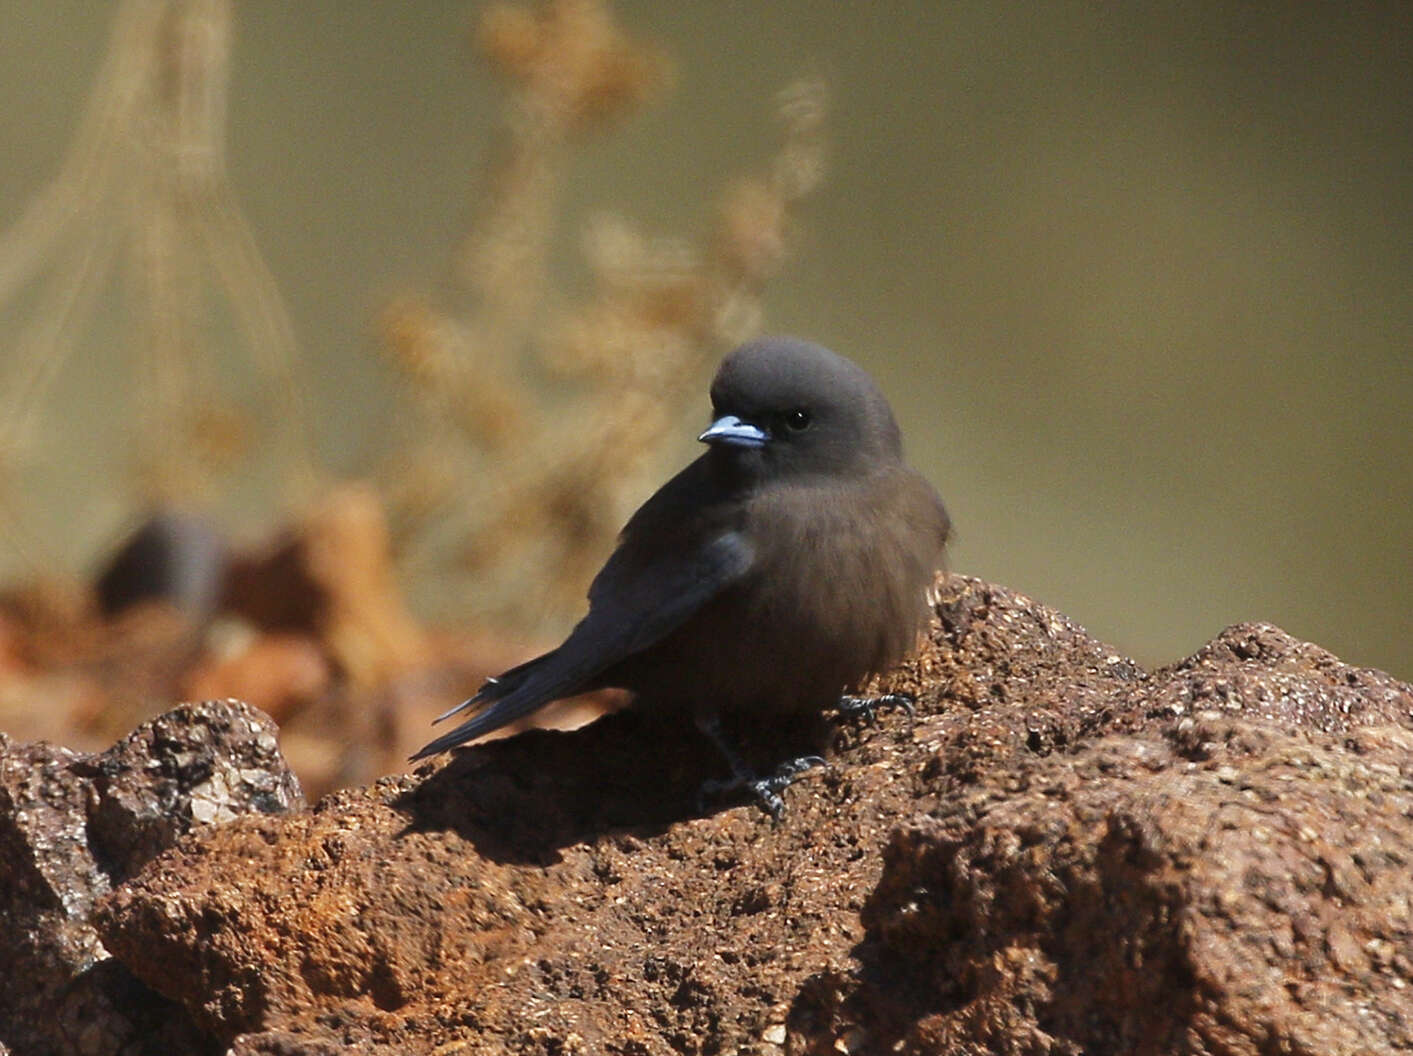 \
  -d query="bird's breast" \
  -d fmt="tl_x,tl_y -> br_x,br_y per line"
640,471 -> 940,715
